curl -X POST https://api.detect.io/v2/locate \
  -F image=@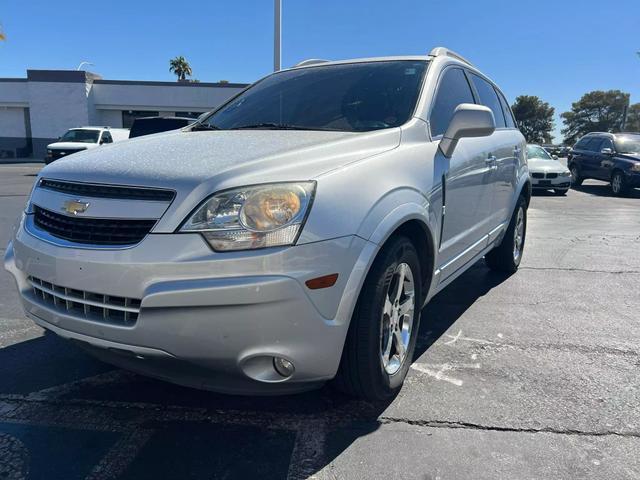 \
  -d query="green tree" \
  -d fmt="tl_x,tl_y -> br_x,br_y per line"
561,90 -> 630,144
169,56 -> 192,81
511,95 -> 555,144
624,103 -> 640,132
